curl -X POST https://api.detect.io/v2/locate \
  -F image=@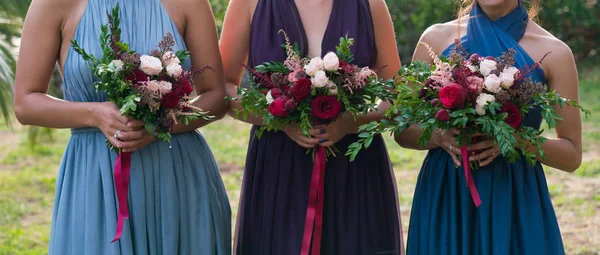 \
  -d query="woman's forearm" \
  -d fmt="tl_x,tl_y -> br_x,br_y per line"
394,124 -> 440,150
346,100 -> 389,134
171,88 -> 229,133
14,93 -> 98,128
224,82 -> 264,126
524,137 -> 581,172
